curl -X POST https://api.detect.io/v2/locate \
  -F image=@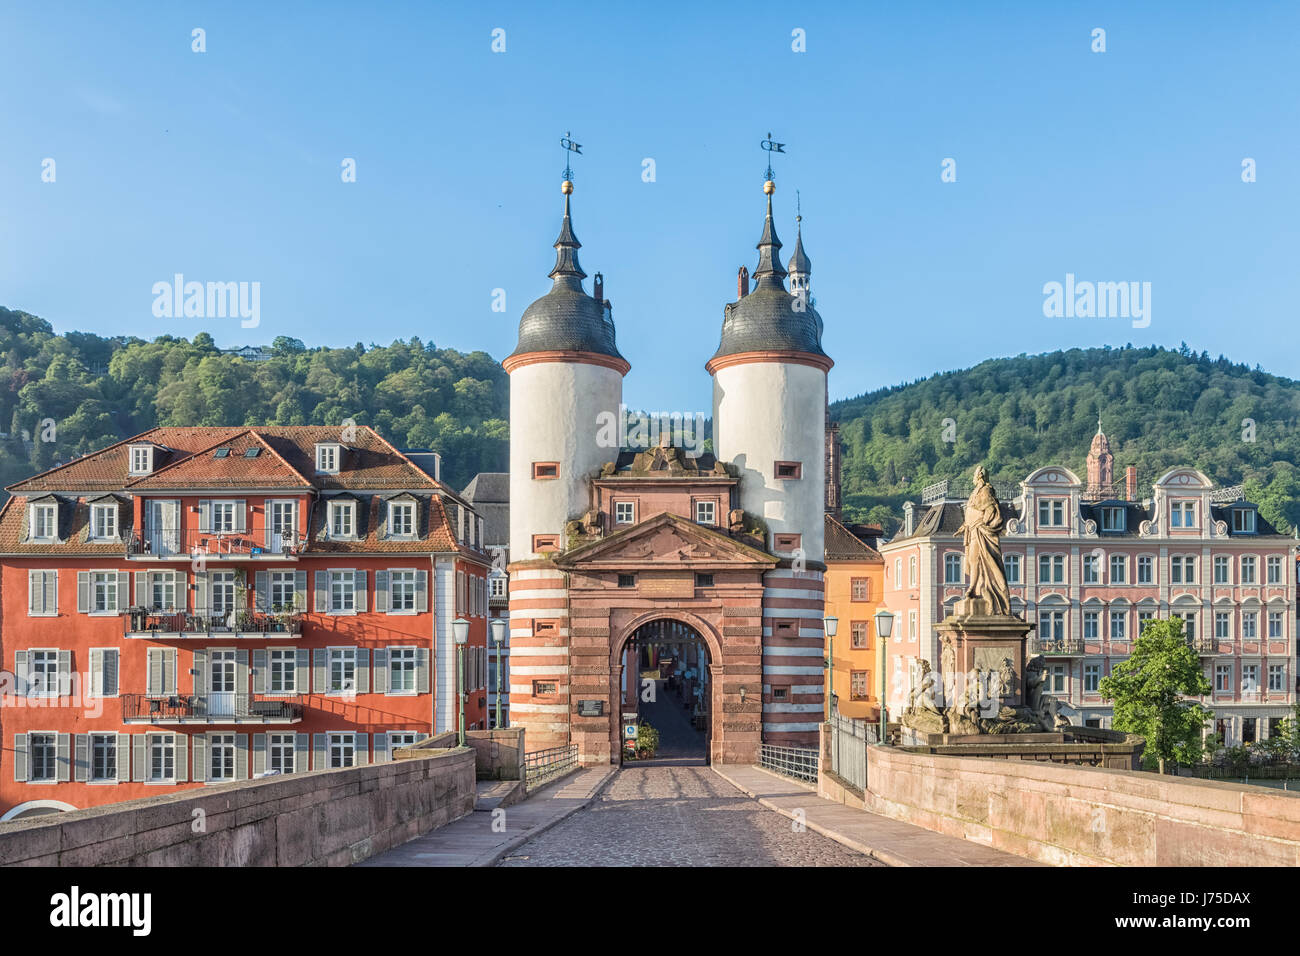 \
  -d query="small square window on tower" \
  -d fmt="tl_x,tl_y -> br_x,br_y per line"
774,461 -> 803,480
695,572 -> 714,588
532,534 -> 559,553
771,618 -> 799,638
532,462 -> 560,480
618,574 -> 636,588
773,533 -> 802,553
